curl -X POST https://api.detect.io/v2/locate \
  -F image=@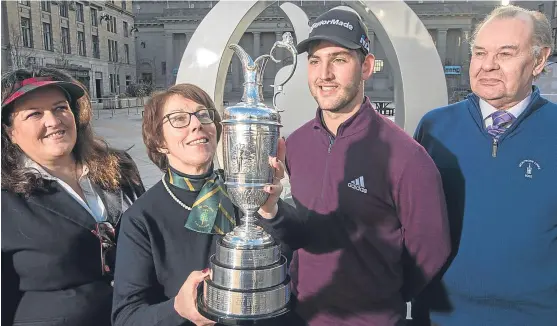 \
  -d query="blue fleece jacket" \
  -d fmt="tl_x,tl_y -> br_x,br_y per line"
412,87 -> 557,326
